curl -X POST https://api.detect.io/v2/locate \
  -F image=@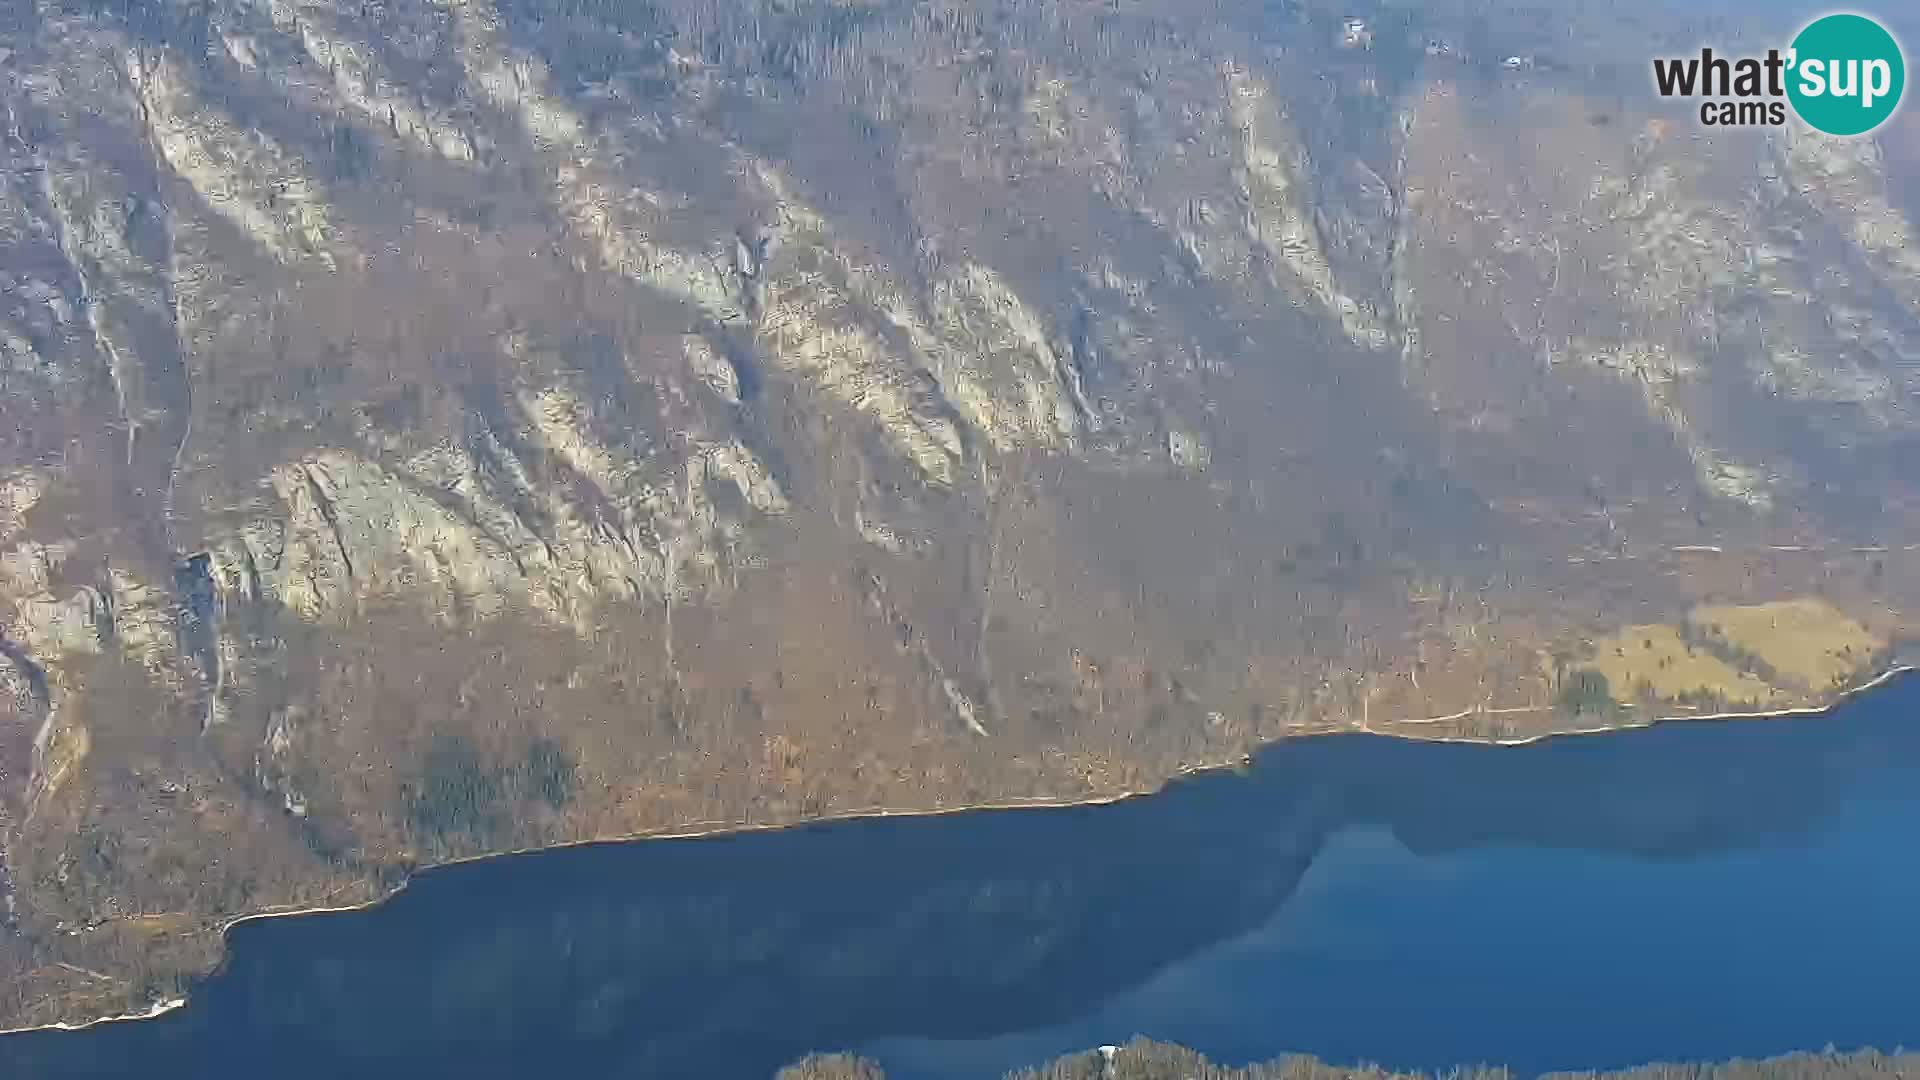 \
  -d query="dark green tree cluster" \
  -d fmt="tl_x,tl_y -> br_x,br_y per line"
1556,668 -> 1618,717
405,735 -> 581,848
523,737 -> 579,810
406,736 -> 506,845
